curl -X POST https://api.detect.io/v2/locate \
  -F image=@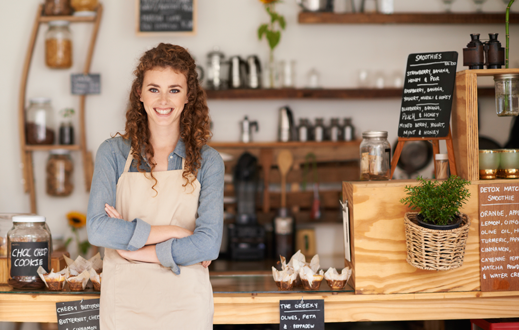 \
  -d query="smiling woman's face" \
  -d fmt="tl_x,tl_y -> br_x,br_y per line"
139,66 -> 188,131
